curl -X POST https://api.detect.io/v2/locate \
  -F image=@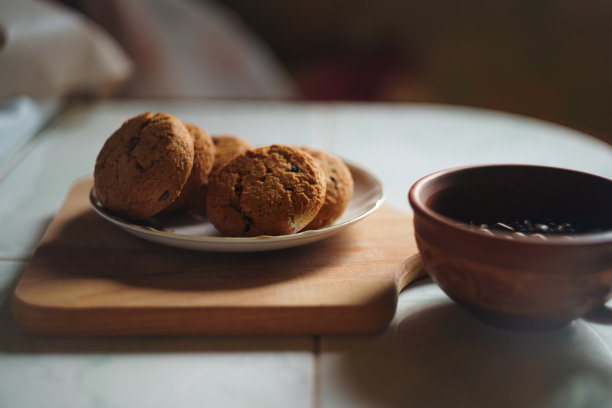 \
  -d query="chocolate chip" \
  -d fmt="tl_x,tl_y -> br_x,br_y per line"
243,216 -> 254,233
158,190 -> 169,201
127,136 -> 140,151
290,164 -> 299,173
234,184 -> 243,196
